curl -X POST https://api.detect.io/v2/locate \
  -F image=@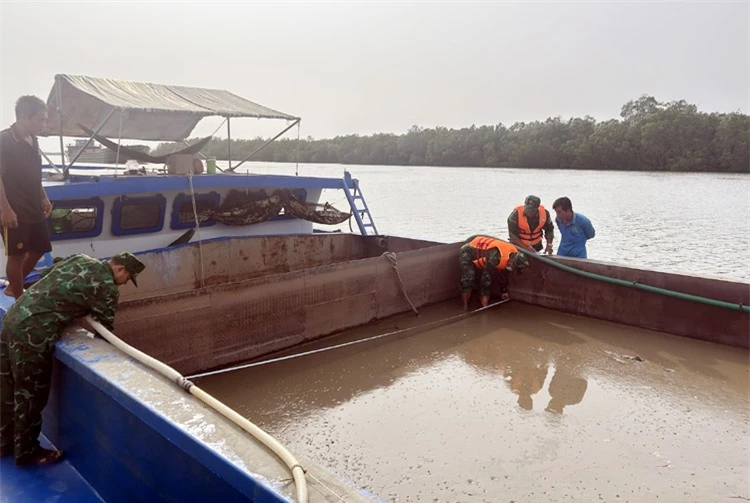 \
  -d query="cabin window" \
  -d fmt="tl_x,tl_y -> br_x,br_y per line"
112,195 -> 166,236
47,198 -> 104,241
170,192 -> 220,230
